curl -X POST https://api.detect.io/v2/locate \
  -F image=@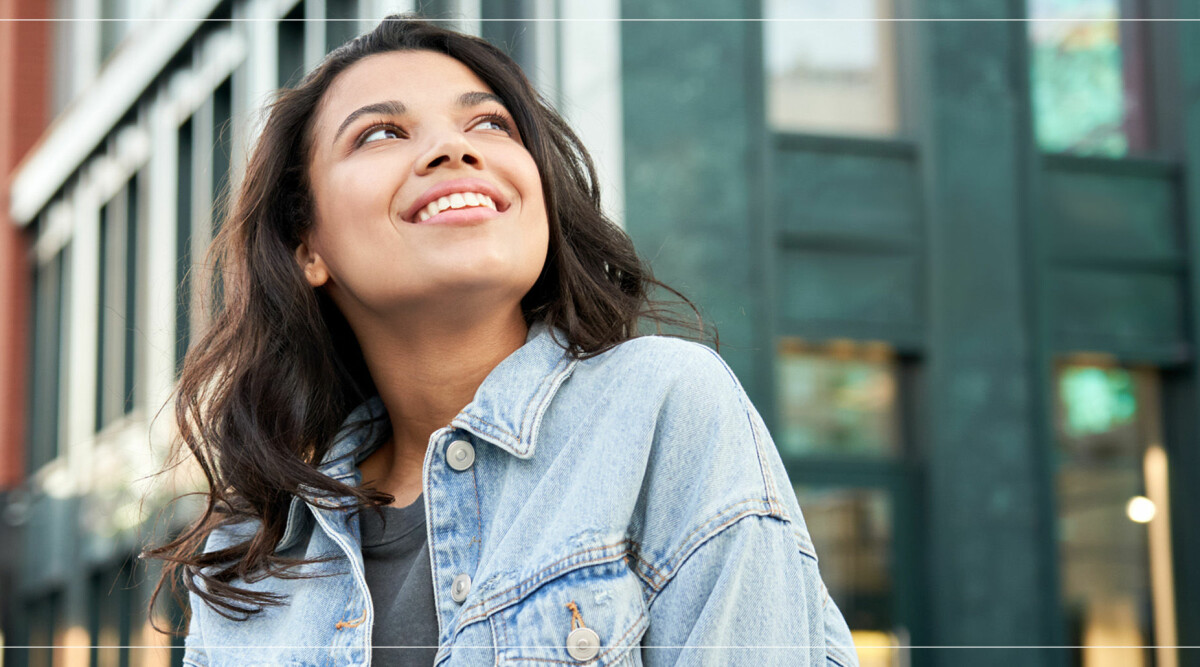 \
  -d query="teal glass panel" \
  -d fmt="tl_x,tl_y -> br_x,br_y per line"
776,339 -> 900,457
1054,363 -> 1177,666
764,0 -> 900,137
1028,0 -> 1151,156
